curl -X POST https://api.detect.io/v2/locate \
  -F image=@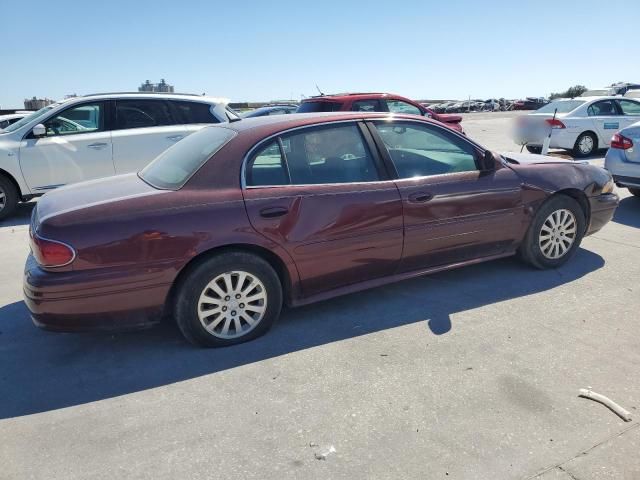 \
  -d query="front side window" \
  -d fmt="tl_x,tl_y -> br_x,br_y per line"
587,100 -> 618,116
373,122 -> 477,178
618,100 -> 640,116
351,100 -> 382,112
171,101 -> 219,124
385,100 -> 422,116
44,103 -> 104,136
139,126 -> 236,190
116,100 -> 173,129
